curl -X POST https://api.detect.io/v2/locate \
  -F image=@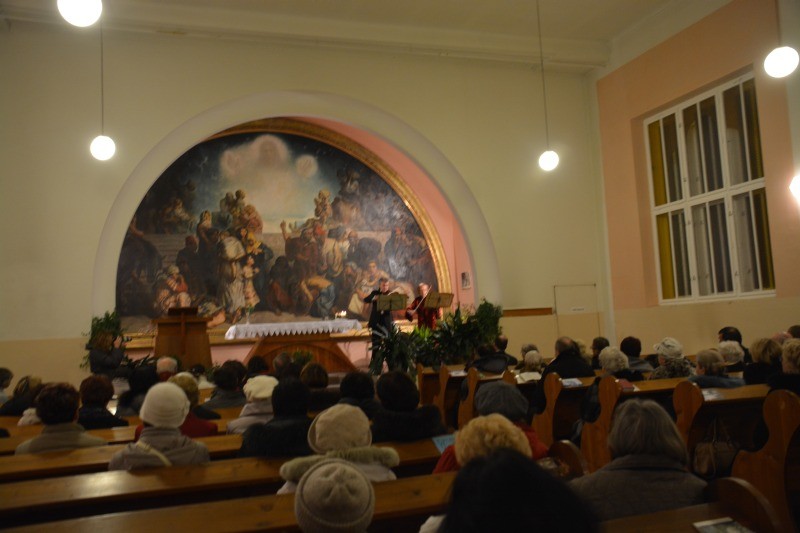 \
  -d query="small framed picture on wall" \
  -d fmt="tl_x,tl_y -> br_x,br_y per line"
461,272 -> 471,290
